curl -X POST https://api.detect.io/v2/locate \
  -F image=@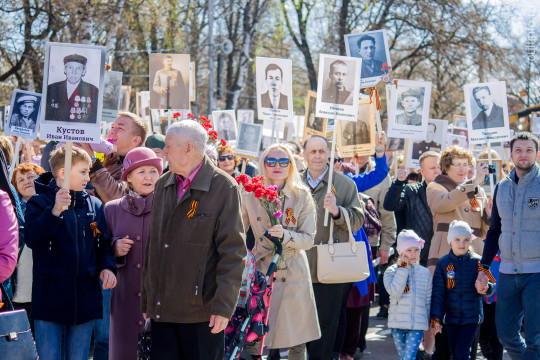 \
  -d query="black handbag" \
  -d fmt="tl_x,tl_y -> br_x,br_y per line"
0,284 -> 37,359
137,318 -> 151,360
